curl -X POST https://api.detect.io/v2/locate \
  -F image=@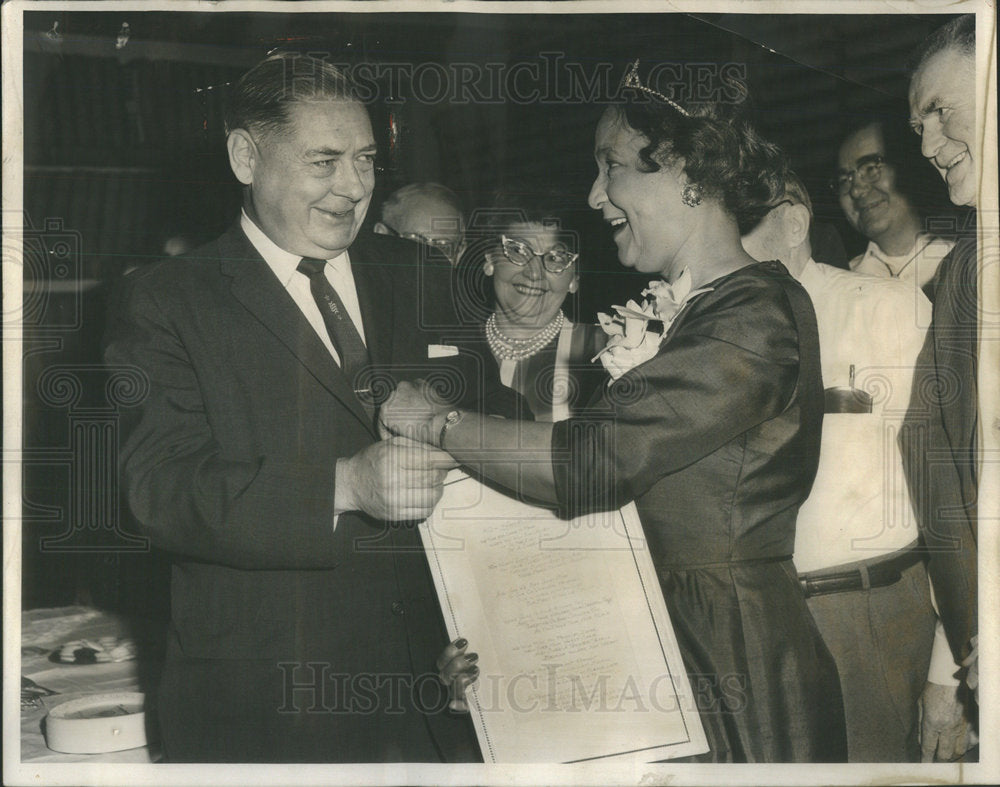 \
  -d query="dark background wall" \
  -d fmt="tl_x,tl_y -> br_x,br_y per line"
18,9 -> 959,612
